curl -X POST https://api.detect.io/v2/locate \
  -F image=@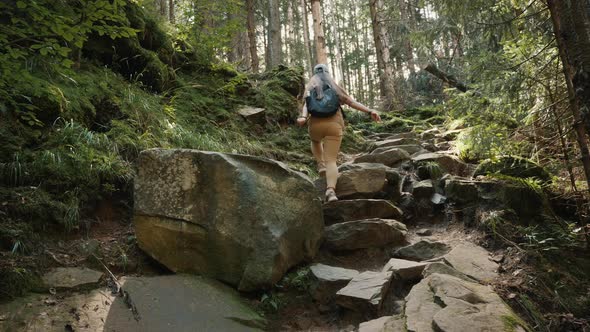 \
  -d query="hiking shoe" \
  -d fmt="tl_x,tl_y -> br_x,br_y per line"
325,188 -> 338,202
